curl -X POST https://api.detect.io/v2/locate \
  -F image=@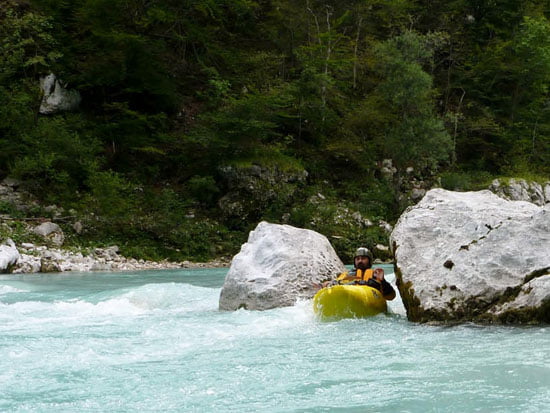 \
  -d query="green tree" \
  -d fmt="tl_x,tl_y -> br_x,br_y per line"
371,31 -> 452,173
505,16 -> 550,172
0,1 -> 61,176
